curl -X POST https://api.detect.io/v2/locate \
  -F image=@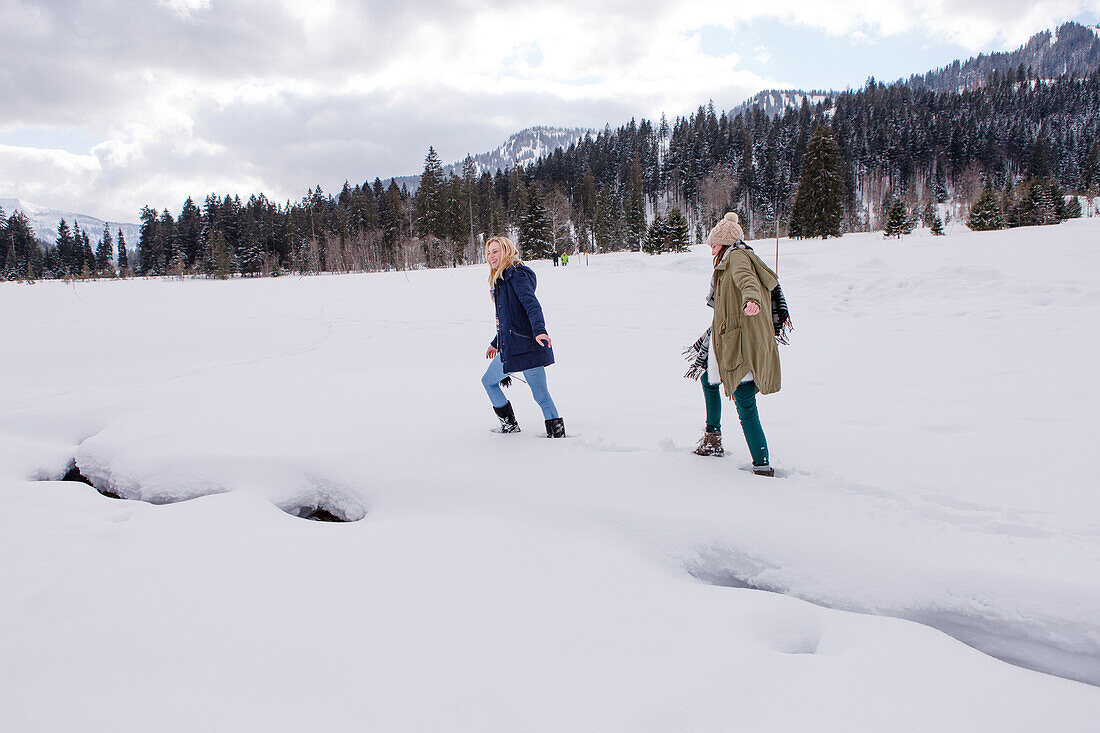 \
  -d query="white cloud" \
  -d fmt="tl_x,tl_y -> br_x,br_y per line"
1,0 -> 1097,221
157,0 -> 210,19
